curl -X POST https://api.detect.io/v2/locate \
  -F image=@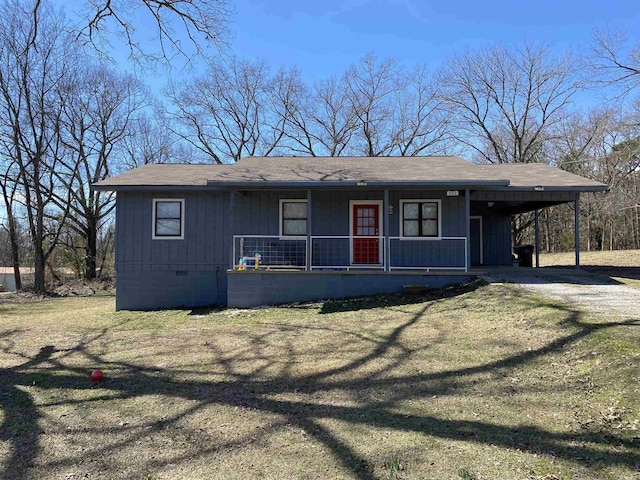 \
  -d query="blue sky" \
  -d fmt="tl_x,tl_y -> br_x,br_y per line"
229,0 -> 640,81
